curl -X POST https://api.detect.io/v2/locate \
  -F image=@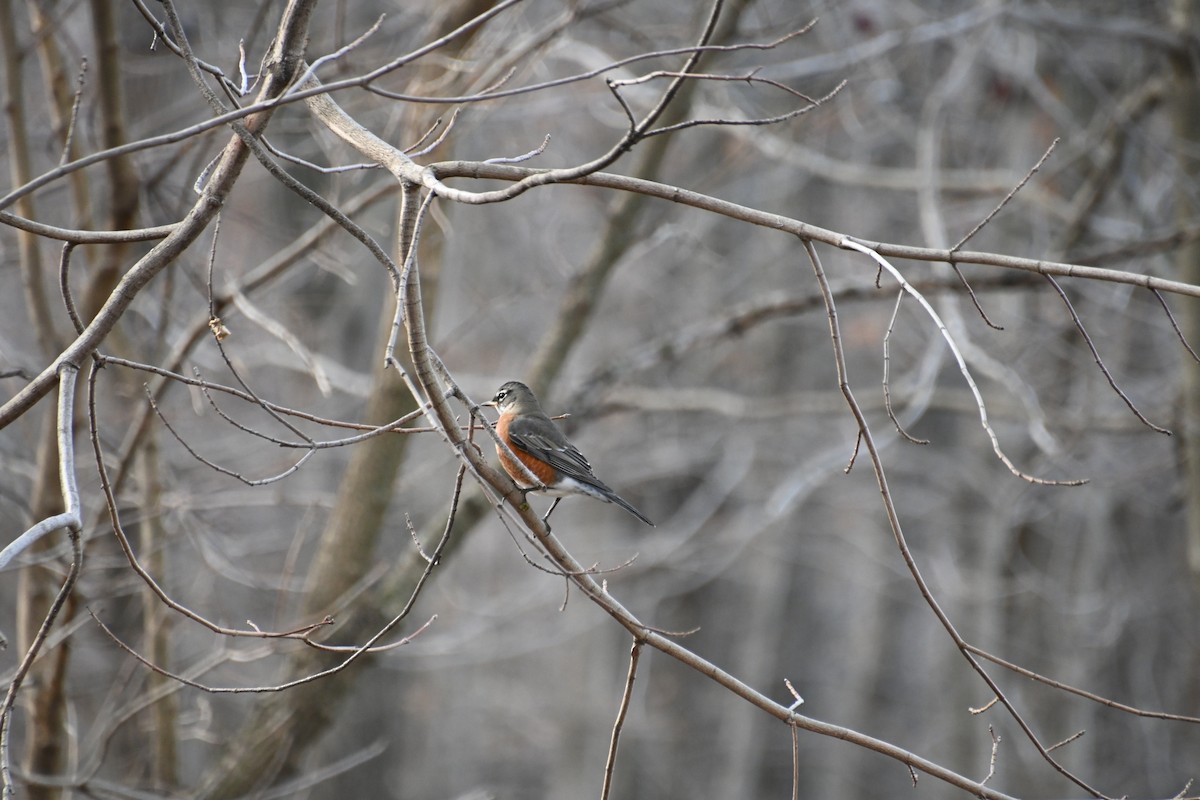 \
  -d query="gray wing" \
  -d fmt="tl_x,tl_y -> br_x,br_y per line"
509,416 -> 654,526
507,417 -> 607,490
